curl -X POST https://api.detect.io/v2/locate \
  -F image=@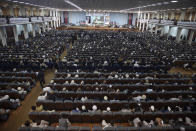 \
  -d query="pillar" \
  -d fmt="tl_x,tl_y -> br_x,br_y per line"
54,21 -> 56,28
165,12 -> 168,20
188,30 -> 194,44
142,13 -> 146,31
57,20 -> 59,28
8,6 -> 14,16
32,24 -> 36,37
189,12 -> 192,21
57,18 -> 59,27
54,20 -> 56,29
56,11 -> 57,17
56,20 -> 58,28
23,24 -> 29,39
30,8 -> 34,16
47,22 -> 50,31
176,28 -> 182,43
55,20 -> 58,28
160,26 -> 164,36
137,13 -> 140,27
150,25 -> 153,33
167,26 -> 172,39
59,18 -> 61,26
20,7 -> 26,17
13,25 -> 19,43
180,11 -> 185,21
0,27 -> 7,46
38,26 -> 41,34
163,12 -> 166,20
171,12 -> 174,20
42,23 -> 46,32
139,14 -> 143,30
152,13 -> 155,19
155,25 -> 158,34
146,13 -> 150,31
194,13 -> 196,21
49,21 -> 52,28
